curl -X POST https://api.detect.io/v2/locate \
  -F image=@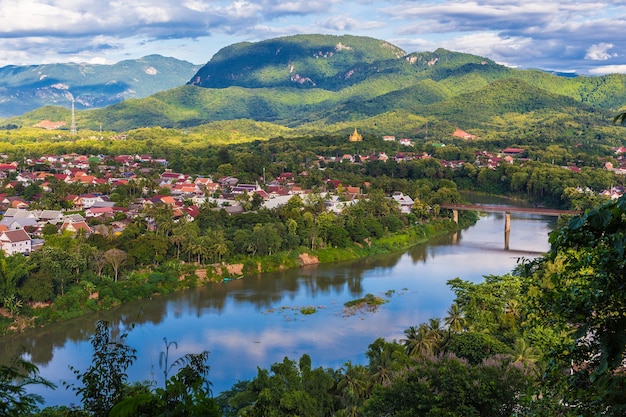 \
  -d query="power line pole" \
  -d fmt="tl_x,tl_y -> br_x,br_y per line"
70,98 -> 77,135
